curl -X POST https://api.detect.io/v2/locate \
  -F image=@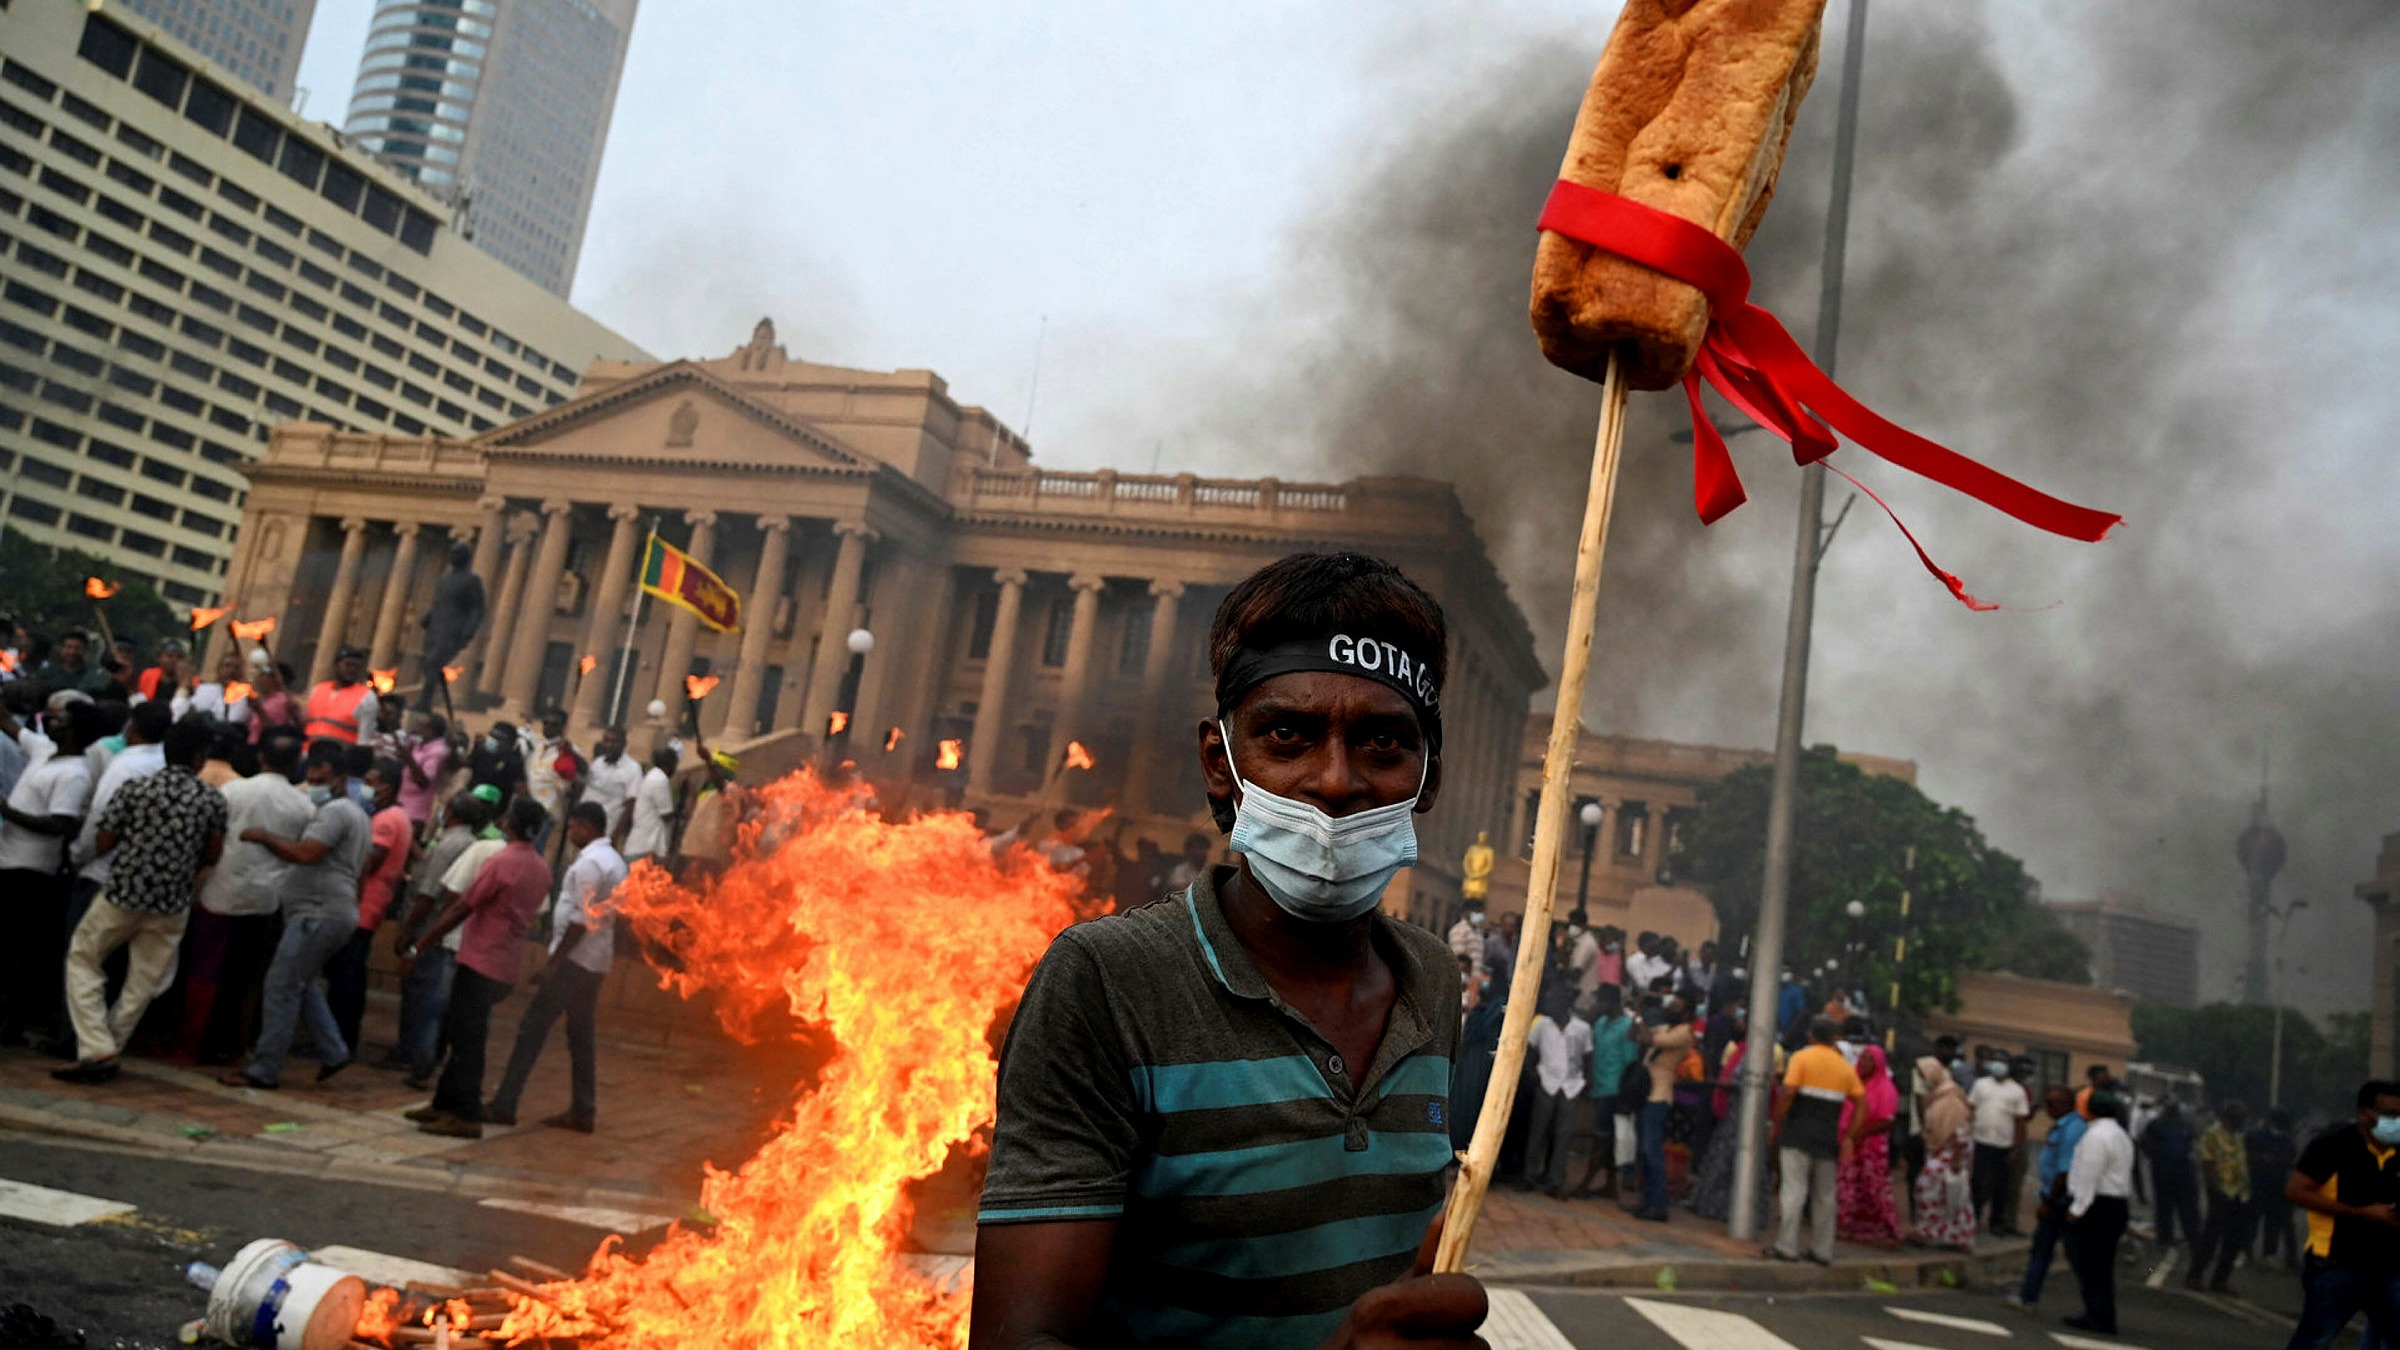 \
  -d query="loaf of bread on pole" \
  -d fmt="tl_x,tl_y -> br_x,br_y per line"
1531,0 -> 1829,391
